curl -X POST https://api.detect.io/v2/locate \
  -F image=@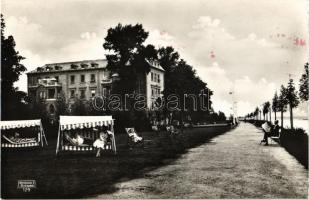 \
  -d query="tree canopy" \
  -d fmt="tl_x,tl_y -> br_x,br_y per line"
103,23 -> 216,124
262,101 -> 270,118
286,79 -> 300,109
1,14 -> 27,120
299,63 -> 308,101
103,23 -> 157,94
